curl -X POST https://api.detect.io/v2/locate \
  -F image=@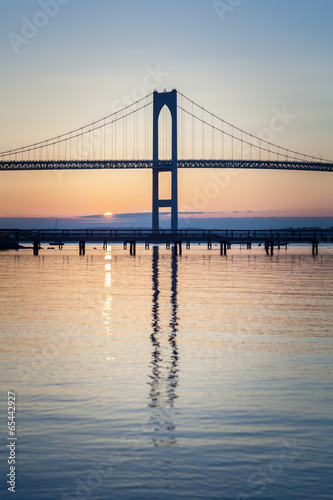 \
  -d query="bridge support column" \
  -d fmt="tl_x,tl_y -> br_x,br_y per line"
33,241 -> 39,256
79,241 -> 85,256
152,90 -> 178,231
103,241 -> 107,250
207,241 -> 212,250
